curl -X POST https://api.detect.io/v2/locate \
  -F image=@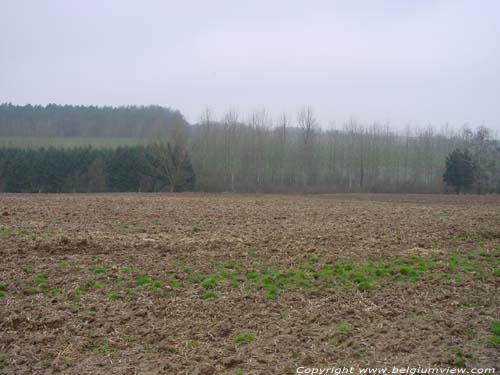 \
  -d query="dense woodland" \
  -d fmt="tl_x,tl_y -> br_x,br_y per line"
0,104 -> 188,137
0,145 -> 194,193
0,104 -> 499,194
